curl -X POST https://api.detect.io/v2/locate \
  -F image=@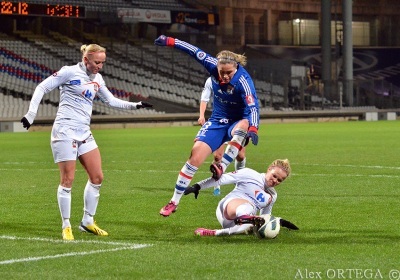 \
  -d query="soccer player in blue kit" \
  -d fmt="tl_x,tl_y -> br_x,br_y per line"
199,77 -> 247,196
155,35 -> 260,217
